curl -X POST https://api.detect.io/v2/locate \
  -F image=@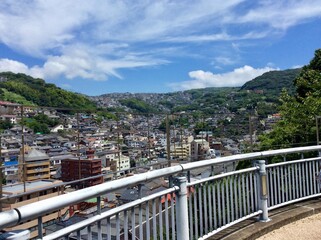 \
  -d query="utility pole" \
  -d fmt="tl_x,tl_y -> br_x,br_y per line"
249,115 -> 253,152
179,114 -> 183,161
77,112 -> 81,183
166,114 -> 171,167
21,106 -> 26,192
202,115 -> 205,159
0,133 -> 2,212
147,114 -> 151,162
117,114 -> 121,172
